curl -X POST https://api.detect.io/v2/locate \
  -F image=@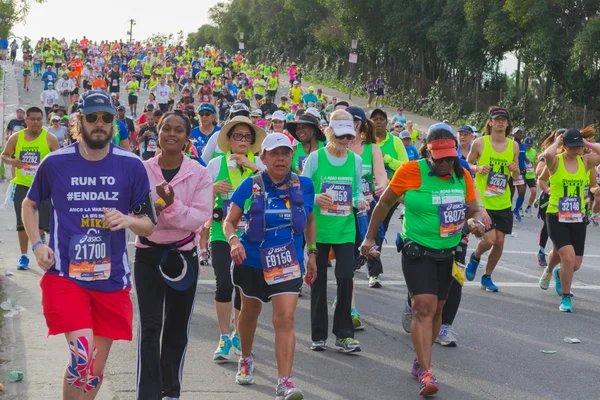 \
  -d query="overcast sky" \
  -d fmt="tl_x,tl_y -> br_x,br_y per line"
11,0 -> 518,73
